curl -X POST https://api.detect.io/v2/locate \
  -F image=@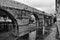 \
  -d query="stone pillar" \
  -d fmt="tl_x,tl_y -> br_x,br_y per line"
29,31 -> 36,40
52,17 -> 53,24
43,26 -> 45,35
43,18 -> 45,35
